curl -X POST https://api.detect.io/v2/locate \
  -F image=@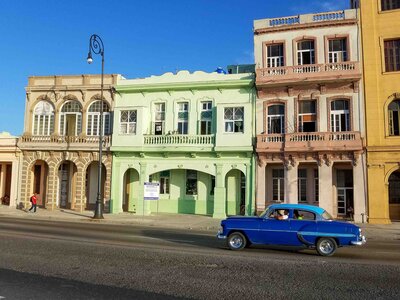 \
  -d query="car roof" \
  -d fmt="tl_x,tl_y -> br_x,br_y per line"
267,203 -> 325,215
